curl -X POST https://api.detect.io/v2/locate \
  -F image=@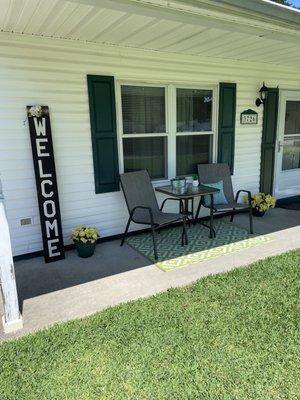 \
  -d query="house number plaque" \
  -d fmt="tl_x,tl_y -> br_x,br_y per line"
240,109 -> 258,124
